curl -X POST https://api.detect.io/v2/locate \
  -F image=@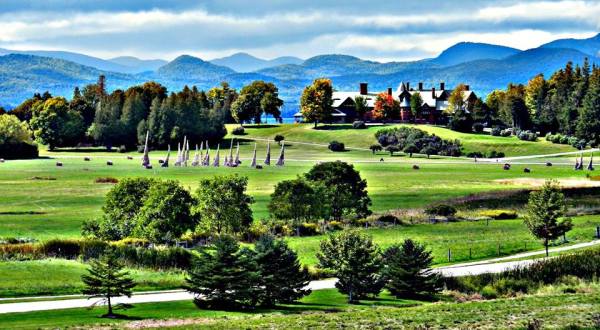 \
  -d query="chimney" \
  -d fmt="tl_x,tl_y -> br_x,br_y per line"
359,83 -> 368,95
418,82 -> 423,91
432,87 -> 436,98
440,82 -> 445,90
387,87 -> 392,96
406,82 -> 410,90
464,85 -> 470,91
